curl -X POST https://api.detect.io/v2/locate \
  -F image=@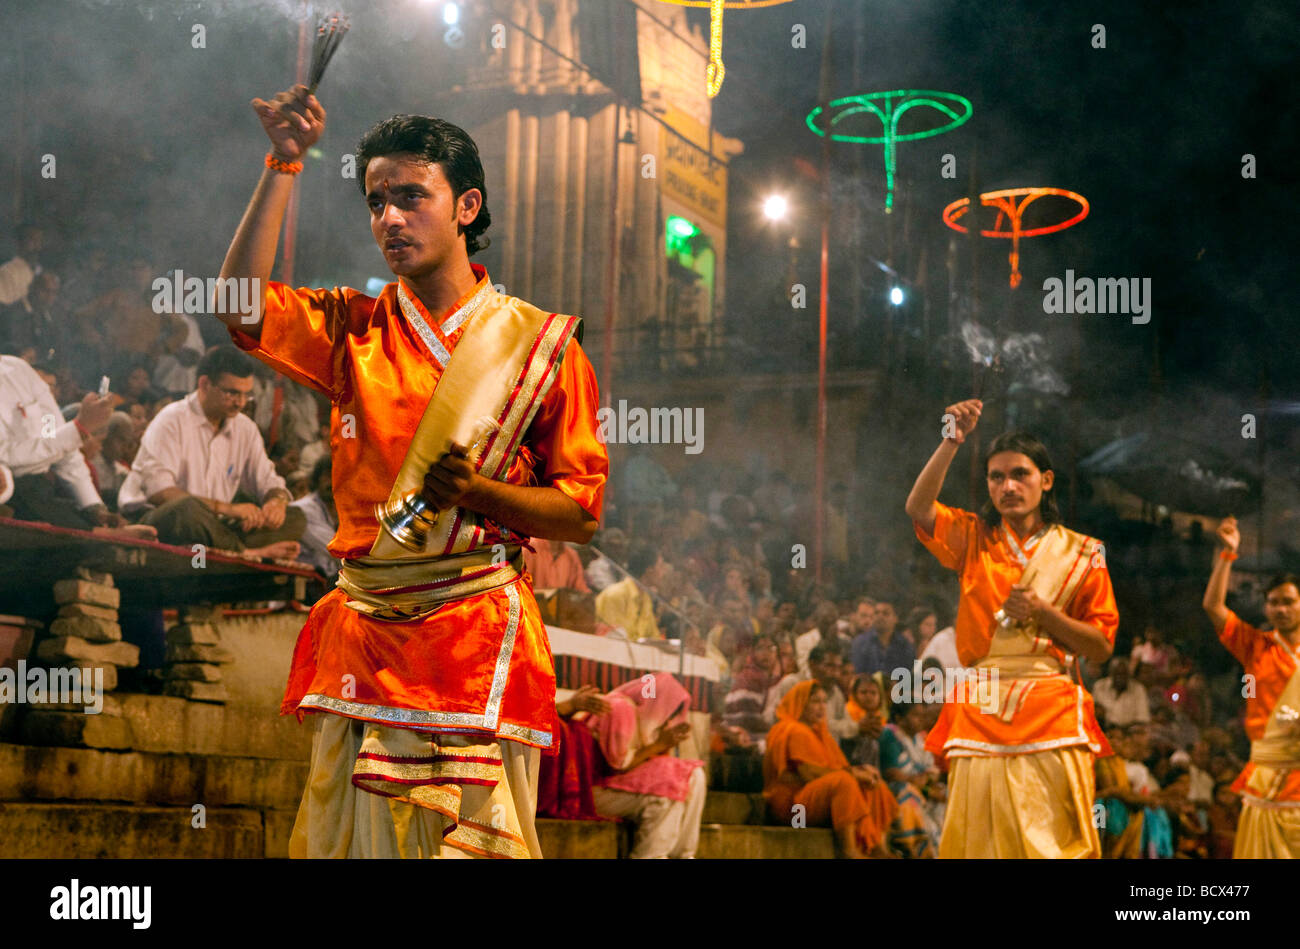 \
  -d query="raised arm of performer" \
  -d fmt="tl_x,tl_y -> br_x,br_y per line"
216,84 -> 324,340
904,397 -> 1111,662
903,397 -> 982,534
1201,515 -> 1238,631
